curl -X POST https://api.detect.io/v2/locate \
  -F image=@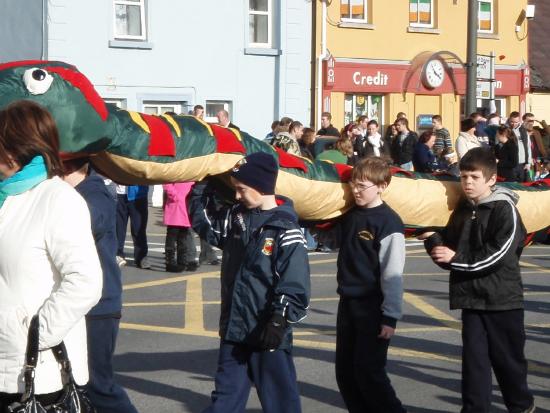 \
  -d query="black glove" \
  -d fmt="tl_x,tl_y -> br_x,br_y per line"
260,314 -> 287,351
424,232 -> 444,254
